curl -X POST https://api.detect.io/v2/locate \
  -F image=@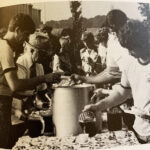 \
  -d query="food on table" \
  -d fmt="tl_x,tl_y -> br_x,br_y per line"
76,133 -> 89,144
53,76 -> 75,87
13,131 -> 139,150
